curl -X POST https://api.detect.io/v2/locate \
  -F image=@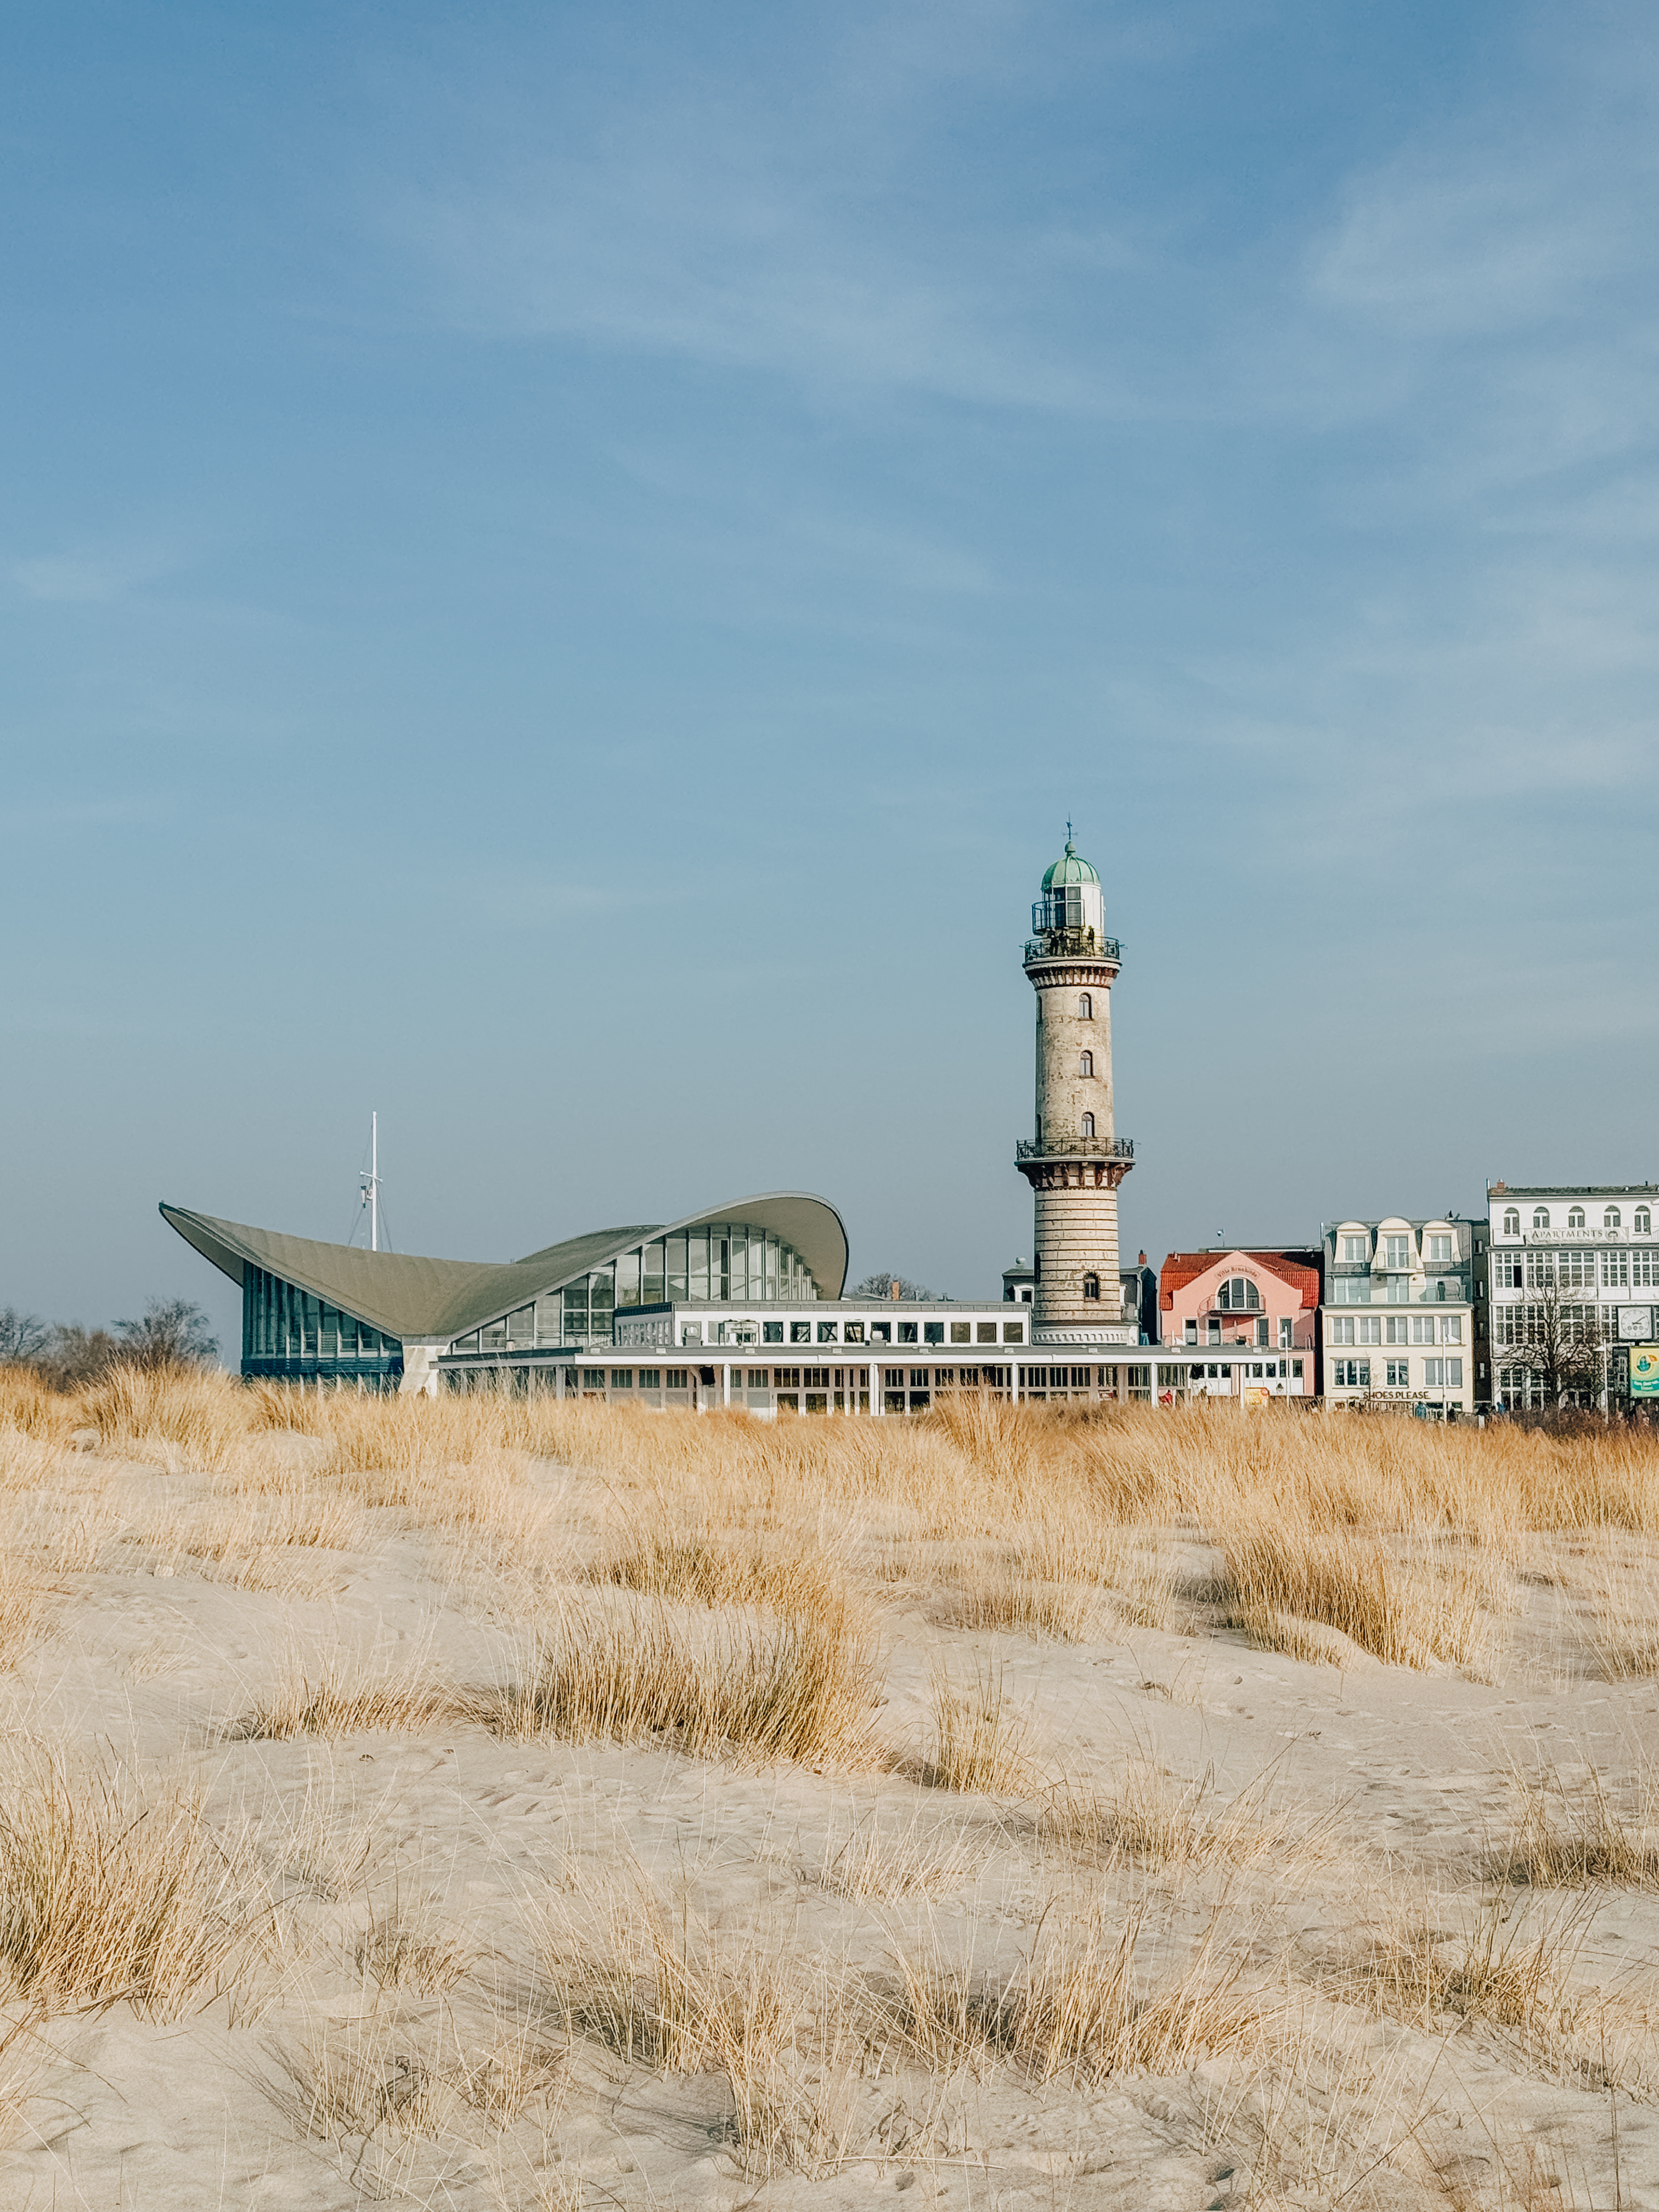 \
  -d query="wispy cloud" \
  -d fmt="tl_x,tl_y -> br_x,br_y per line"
399,166 -> 1111,412
8,539 -> 185,605
1308,146 -> 1641,345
